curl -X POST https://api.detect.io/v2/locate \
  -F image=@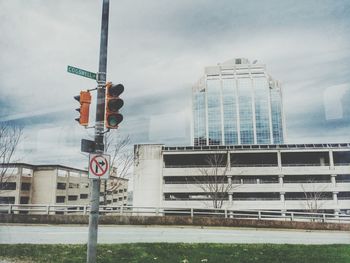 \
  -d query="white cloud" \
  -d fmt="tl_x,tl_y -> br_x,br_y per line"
149,110 -> 189,142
